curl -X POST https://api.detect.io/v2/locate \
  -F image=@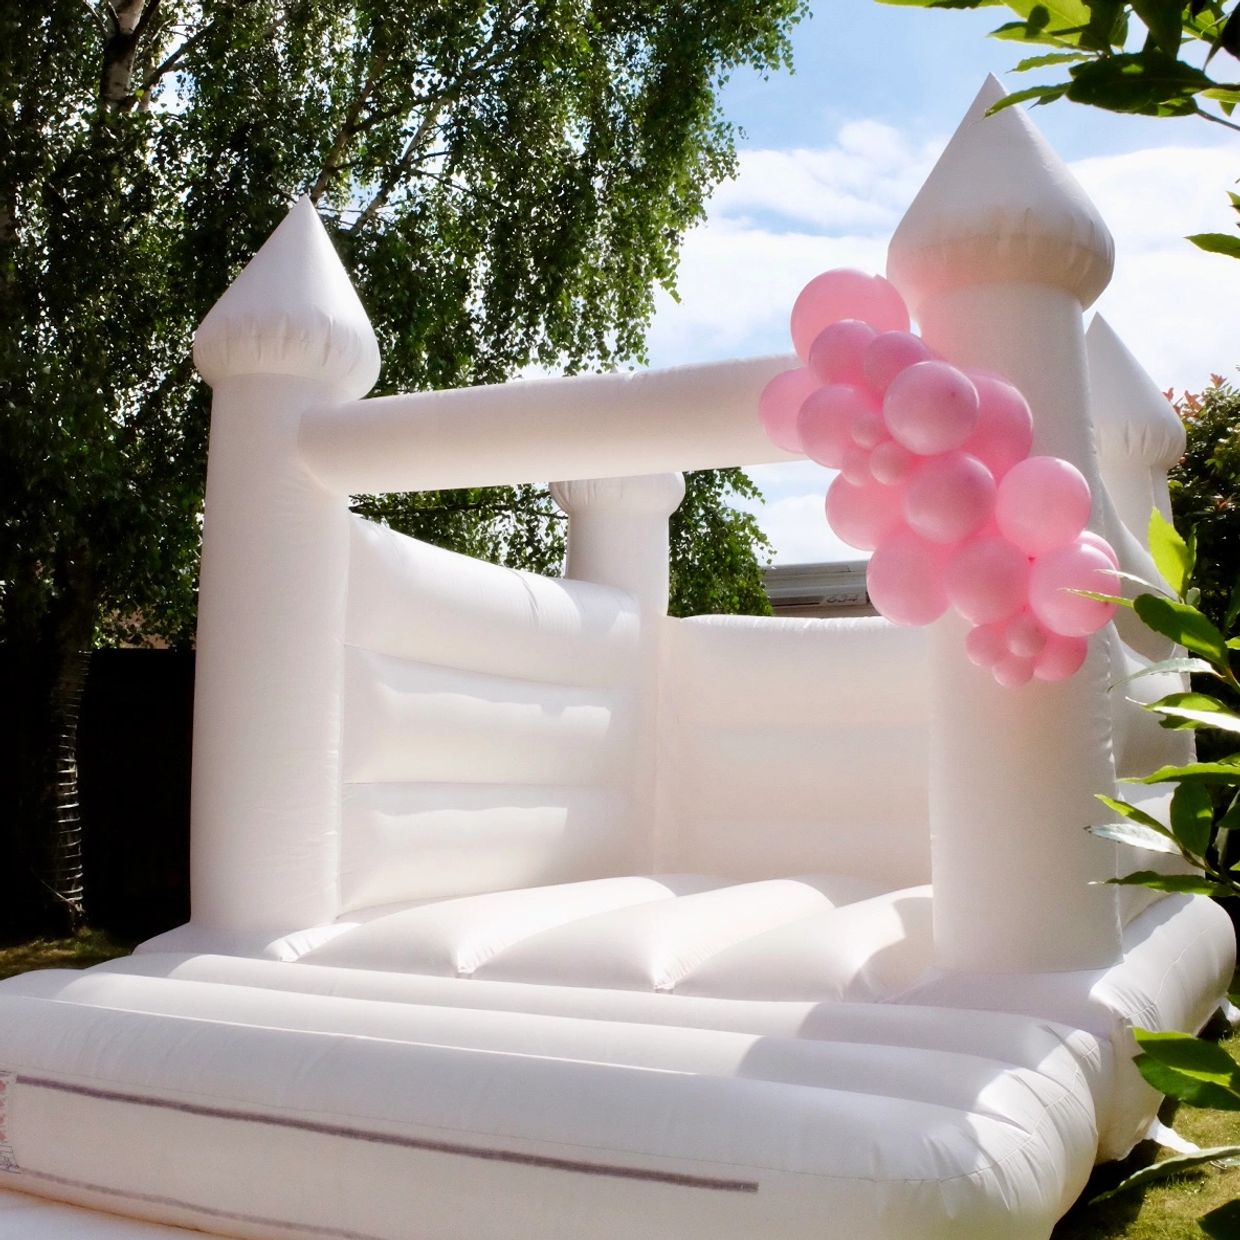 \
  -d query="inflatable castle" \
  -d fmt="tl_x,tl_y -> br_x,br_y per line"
0,78 -> 1233,1240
